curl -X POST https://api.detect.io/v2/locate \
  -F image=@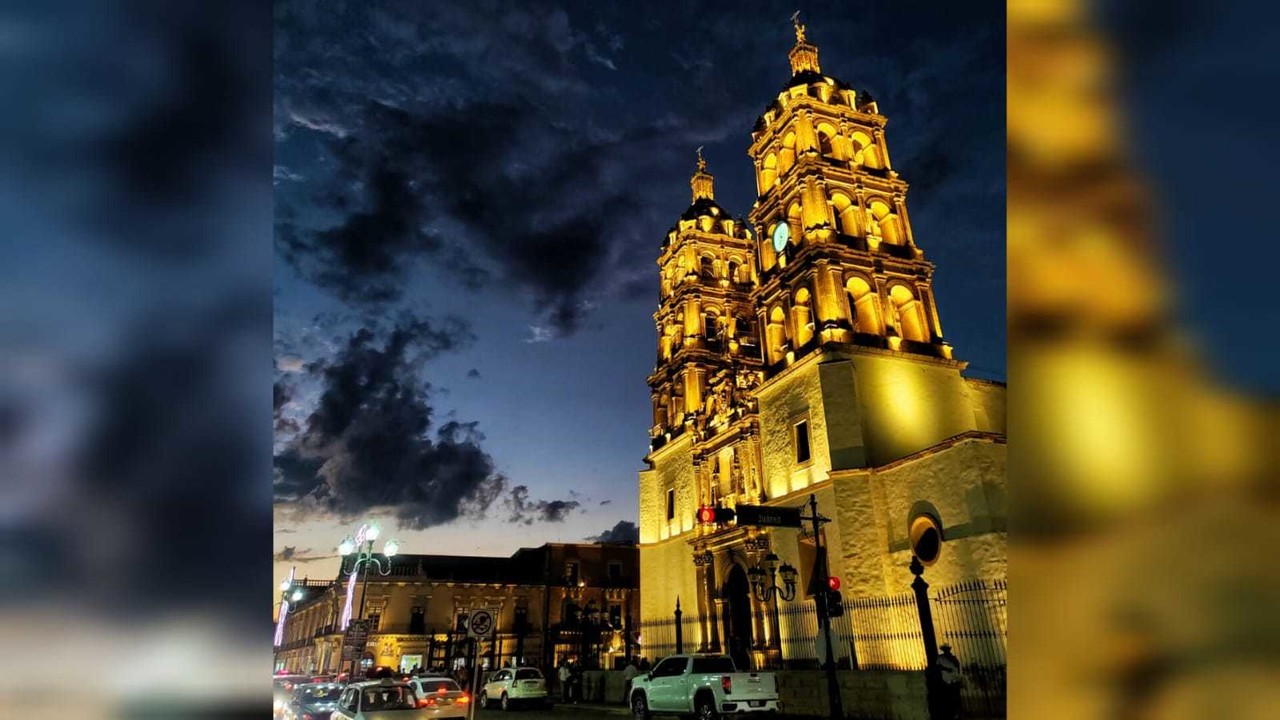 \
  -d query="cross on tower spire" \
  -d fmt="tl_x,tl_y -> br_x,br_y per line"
788,12 -> 821,75
691,146 -> 714,201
